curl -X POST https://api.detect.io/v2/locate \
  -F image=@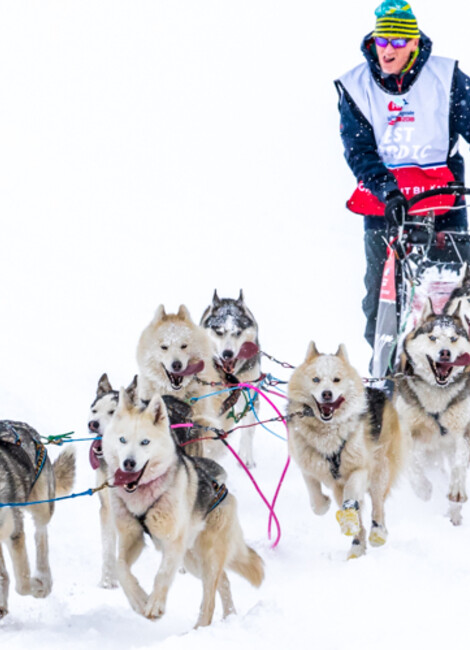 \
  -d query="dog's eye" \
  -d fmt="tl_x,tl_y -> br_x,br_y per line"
91,409 -> 97,414
312,377 -> 320,383
140,439 -> 150,446
429,335 -> 437,342
161,345 -> 168,350
333,377 -> 341,383
234,330 -> 242,338
108,410 -> 115,416
450,336 -> 458,343
181,344 -> 187,349
119,437 -> 127,444
215,331 -> 224,337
